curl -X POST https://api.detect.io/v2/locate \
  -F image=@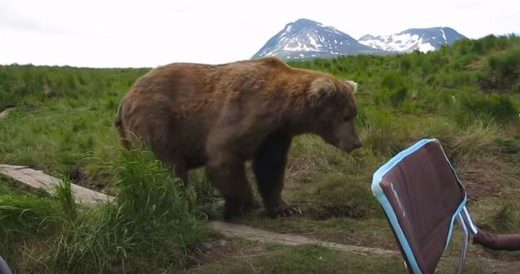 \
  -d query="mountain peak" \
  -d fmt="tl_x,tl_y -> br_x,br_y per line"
292,18 -> 320,26
252,18 -> 384,60
252,20 -> 466,60
280,18 -> 322,35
